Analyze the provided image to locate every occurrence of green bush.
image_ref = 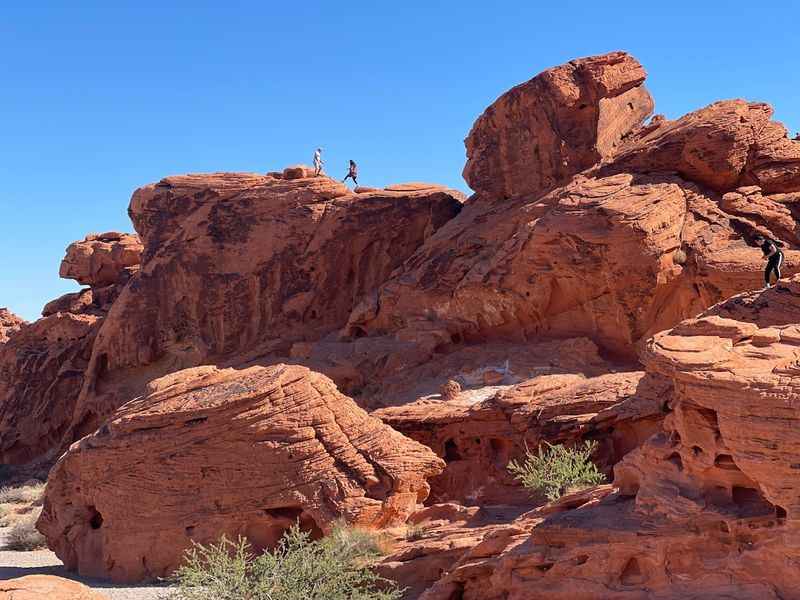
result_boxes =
[171,524,403,600]
[507,440,606,502]
[4,508,47,551]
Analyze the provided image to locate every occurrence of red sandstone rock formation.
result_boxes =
[0,234,140,464]
[38,364,444,582]
[59,232,142,287]
[419,281,800,599]
[377,368,665,506]
[463,51,653,200]
[347,57,800,358]
[0,308,24,344]
[60,173,462,441]
[0,575,109,600]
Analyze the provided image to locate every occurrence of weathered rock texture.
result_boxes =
[39,364,444,582]
[377,368,665,505]
[463,51,653,200]
[0,308,24,344]
[347,54,800,358]
[0,575,109,600]
[0,233,140,464]
[59,232,142,287]
[420,280,800,599]
[62,173,463,442]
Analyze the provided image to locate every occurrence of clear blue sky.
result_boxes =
[2,1,799,321]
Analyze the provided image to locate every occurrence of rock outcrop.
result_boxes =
[419,280,800,599]
[61,173,463,442]
[59,232,142,287]
[346,55,800,358]
[377,368,665,505]
[38,363,444,582]
[463,51,653,200]
[0,575,109,600]
[0,234,140,464]
[0,308,24,344]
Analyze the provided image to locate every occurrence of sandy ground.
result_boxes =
[0,527,172,599]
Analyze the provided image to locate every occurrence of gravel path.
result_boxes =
[0,528,172,599]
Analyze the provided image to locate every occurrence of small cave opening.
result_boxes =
[731,486,777,518]
[620,557,645,585]
[489,438,510,469]
[88,506,103,530]
[351,326,367,339]
[444,439,462,463]
[776,506,788,520]
[667,452,683,471]
[691,445,703,457]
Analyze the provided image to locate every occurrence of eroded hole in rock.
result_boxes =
[620,557,645,585]
[451,332,463,344]
[714,454,739,471]
[489,438,510,468]
[444,439,462,462]
[247,508,323,552]
[265,507,304,520]
[184,417,207,427]
[185,525,196,537]
[351,326,367,339]
[536,562,554,572]
[88,506,103,530]
[691,445,703,457]
[731,486,776,517]
[575,554,589,565]
[667,452,683,471]
[776,506,787,520]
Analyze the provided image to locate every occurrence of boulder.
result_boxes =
[463,51,653,200]
[0,576,108,600]
[59,232,142,287]
[38,364,444,582]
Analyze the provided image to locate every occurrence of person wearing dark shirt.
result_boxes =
[754,235,784,288]
[342,160,358,186]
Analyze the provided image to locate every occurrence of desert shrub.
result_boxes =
[327,521,390,557]
[0,481,45,505]
[673,248,688,265]
[4,508,46,551]
[171,524,403,600]
[404,524,425,541]
[507,441,606,502]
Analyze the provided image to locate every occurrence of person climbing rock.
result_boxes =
[342,160,358,186]
[313,148,324,176]
[755,235,784,288]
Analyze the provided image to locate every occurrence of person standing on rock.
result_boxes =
[342,160,358,186]
[755,235,784,288]
[313,148,324,176]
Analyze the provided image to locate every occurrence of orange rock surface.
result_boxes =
[38,363,443,582]
[0,307,24,344]
[0,575,109,600]
[59,232,142,287]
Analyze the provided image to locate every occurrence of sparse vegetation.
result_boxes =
[171,523,403,600]
[0,481,45,505]
[404,524,426,541]
[507,440,606,502]
[4,508,46,550]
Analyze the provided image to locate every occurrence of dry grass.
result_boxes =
[0,480,47,546]
[0,480,45,505]
[4,507,46,550]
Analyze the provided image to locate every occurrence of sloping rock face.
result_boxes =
[0,575,109,600]
[38,364,444,582]
[346,53,800,358]
[59,232,142,287]
[0,308,24,344]
[64,173,463,441]
[419,280,800,600]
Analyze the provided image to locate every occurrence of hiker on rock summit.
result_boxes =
[342,160,358,186]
